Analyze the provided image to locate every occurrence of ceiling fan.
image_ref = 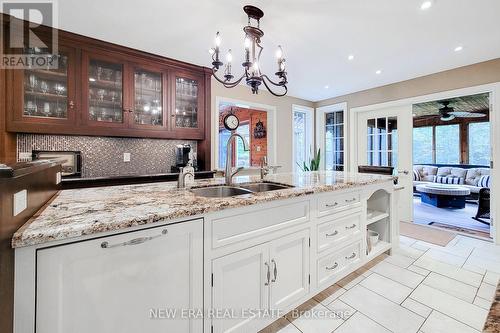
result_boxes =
[438,101,486,121]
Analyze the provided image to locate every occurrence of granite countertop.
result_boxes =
[12,171,393,248]
[484,282,500,333]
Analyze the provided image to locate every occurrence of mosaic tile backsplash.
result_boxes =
[17,134,197,178]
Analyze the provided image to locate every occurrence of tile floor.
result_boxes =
[260,234,500,333]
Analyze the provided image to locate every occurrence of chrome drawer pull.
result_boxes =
[325,202,339,208]
[326,262,338,270]
[264,262,271,286]
[326,230,339,237]
[345,252,356,260]
[101,229,168,249]
[271,259,278,282]
[345,224,357,230]
[345,198,357,203]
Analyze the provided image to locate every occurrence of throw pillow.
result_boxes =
[435,176,464,185]
[413,169,421,181]
[478,175,491,188]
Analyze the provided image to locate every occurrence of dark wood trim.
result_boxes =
[0,164,60,333]
[197,69,212,171]
[0,68,16,164]
[460,123,468,164]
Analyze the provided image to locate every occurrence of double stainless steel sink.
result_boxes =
[191,182,293,198]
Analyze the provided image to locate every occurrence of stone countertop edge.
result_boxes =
[12,172,394,249]
[483,282,500,333]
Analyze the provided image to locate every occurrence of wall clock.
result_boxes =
[223,113,240,131]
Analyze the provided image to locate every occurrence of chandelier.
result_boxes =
[209,5,288,97]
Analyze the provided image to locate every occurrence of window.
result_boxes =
[413,126,433,164]
[235,124,250,167]
[367,117,397,167]
[469,122,491,165]
[325,111,344,171]
[218,129,231,169]
[293,105,314,171]
[435,124,459,164]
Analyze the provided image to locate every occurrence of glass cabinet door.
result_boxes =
[173,76,201,129]
[133,69,163,127]
[22,49,72,120]
[87,59,124,123]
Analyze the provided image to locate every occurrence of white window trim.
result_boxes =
[348,82,500,244]
[316,102,347,171]
[292,104,314,172]
[212,96,277,171]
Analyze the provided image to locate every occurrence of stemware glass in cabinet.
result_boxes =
[174,77,198,128]
[87,59,123,123]
[23,51,70,119]
[133,70,163,126]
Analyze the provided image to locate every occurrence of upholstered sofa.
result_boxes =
[413,164,491,199]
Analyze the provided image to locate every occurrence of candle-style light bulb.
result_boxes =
[253,62,259,73]
[215,32,221,47]
[276,45,285,73]
[226,49,233,63]
[244,36,251,50]
[276,46,283,59]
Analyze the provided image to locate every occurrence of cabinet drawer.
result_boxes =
[211,200,310,248]
[341,240,362,268]
[317,240,362,287]
[317,191,361,217]
[317,213,361,252]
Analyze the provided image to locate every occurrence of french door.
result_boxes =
[356,105,413,223]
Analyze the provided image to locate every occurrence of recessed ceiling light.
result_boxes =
[420,1,432,10]
[375,70,382,75]
[348,55,354,61]
[324,85,329,89]
[454,46,463,52]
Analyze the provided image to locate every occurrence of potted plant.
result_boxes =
[297,148,321,172]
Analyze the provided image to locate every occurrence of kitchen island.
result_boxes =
[12,171,397,333]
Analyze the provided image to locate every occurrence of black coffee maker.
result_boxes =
[171,144,194,172]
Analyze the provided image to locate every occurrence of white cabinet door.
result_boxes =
[212,244,269,333]
[36,220,203,333]
[269,229,310,310]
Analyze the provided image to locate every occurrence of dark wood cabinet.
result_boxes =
[5,20,211,144]
[81,51,129,128]
[130,64,168,130]
[7,44,78,132]
[170,70,205,139]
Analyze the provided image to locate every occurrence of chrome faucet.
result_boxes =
[259,156,281,180]
[260,156,269,180]
[225,133,250,186]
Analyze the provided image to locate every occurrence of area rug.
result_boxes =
[429,222,491,239]
[400,221,457,246]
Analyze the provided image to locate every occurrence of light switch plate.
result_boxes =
[13,189,28,217]
[56,172,62,184]
[123,153,131,162]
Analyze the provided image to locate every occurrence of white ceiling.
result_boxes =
[54,0,500,102]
